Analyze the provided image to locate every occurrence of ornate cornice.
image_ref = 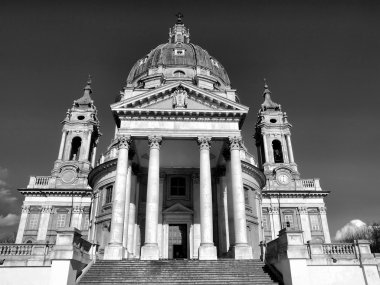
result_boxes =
[241,161,266,188]
[262,190,330,198]
[88,159,118,188]
[18,188,92,197]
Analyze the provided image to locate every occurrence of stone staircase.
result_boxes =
[78,259,279,284]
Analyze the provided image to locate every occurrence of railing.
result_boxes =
[301,178,321,190]
[322,243,356,255]
[0,243,53,257]
[27,176,55,189]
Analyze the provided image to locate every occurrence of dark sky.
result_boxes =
[0,0,379,239]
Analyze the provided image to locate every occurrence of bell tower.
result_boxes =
[51,76,101,188]
[254,80,298,177]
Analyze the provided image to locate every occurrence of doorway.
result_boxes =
[168,224,187,259]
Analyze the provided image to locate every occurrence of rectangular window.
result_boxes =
[309,214,321,231]
[244,187,249,205]
[284,214,294,228]
[56,213,66,228]
[28,214,39,230]
[105,186,113,204]
[170,177,186,196]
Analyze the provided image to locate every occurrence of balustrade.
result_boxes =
[322,243,355,255]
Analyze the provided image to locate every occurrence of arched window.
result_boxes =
[173,70,185,77]
[272,140,284,163]
[70,137,82,161]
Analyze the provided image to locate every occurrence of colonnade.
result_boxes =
[104,135,253,260]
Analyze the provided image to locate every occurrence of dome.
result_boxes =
[127,43,230,86]
[126,18,231,90]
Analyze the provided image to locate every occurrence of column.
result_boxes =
[58,131,67,160]
[224,151,235,247]
[269,207,281,239]
[286,134,295,163]
[141,135,162,260]
[37,206,52,242]
[298,207,311,242]
[16,205,30,243]
[104,135,131,260]
[70,206,84,229]
[319,207,331,243]
[217,175,229,255]
[91,145,97,167]
[122,160,133,257]
[192,174,201,258]
[157,174,165,258]
[197,136,217,260]
[262,133,269,163]
[228,136,253,259]
[84,131,92,161]
[127,174,137,257]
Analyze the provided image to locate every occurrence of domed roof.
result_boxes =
[126,18,230,87]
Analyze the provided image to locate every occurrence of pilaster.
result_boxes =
[298,207,311,242]
[37,206,53,242]
[16,205,30,243]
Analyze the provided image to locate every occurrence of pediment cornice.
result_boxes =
[111,82,248,119]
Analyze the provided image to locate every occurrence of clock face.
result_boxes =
[277,173,290,185]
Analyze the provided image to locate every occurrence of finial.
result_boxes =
[263,78,271,96]
[84,74,92,92]
[176,12,184,24]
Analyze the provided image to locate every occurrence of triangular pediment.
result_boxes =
[162,203,193,214]
[111,81,249,113]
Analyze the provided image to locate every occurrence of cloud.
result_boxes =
[0,166,8,180]
[335,219,367,241]
[0,214,19,227]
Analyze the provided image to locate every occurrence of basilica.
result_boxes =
[14,16,331,263]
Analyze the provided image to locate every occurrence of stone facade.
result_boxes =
[15,19,330,264]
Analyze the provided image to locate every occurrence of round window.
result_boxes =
[77,116,85,120]
[270,119,277,123]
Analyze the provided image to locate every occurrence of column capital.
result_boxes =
[319,206,327,214]
[148,135,162,149]
[298,206,308,215]
[73,205,85,214]
[22,205,30,214]
[197,136,212,150]
[118,135,132,149]
[269,207,279,215]
[228,136,242,150]
[41,205,53,214]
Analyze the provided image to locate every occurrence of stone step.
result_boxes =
[78,259,278,285]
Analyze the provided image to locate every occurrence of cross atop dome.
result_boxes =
[169,12,190,44]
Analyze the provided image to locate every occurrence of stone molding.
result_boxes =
[148,135,162,149]
[197,136,212,150]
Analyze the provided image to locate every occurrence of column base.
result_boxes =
[198,243,217,260]
[104,244,124,260]
[230,244,253,260]
[141,243,160,260]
